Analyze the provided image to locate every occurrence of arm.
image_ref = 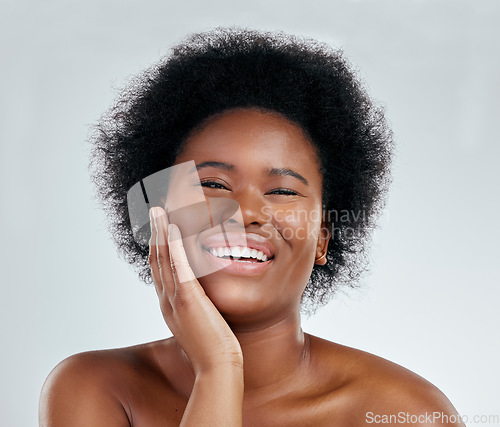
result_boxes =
[180,367,243,427]
[149,208,244,426]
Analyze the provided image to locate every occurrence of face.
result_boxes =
[171,109,330,325]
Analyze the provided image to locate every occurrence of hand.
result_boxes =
[148,207,243,375]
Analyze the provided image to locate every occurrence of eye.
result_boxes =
[199,180,299,196]
[199,180,229,190]
[267,188,299,196]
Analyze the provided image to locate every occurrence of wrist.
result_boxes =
[195,363,244,380]
[194,365,244,400]
[194,354,244,376]
[182,364,243,427]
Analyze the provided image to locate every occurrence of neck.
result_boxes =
[231,311,311,393]
[168,310,311,398]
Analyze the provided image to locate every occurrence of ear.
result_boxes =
[315,221,332,266]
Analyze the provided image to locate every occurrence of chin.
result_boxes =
[198,274,277,322]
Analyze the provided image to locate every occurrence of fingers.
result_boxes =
[149,207,174,296]
[167,223,197,285]
[149,208,203,310]
[148,209,161,291]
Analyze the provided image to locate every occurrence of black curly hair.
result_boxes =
[89,27,393,314]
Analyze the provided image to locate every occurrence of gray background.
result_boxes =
[1,0,499,425]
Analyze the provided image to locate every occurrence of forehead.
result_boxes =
[176,109,321,177]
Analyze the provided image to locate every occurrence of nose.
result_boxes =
[239,190,269,227]
[214,189,269,228]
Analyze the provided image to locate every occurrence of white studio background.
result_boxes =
[1,0,499,425]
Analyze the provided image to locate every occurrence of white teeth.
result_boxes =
[232,247,242,257]
[255,253,268,261]
[207,246,269,261]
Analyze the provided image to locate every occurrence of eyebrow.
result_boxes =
[190,161,309,186]
[191,161,234,173]
[269,167,309,186]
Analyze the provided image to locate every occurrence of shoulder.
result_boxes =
[39,341,167,426]
[307,334,465,426]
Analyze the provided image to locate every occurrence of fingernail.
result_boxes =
[167,223,181,243]
[150,207,162,219]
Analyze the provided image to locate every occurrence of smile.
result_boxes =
[201,245,274,275]
[206,246,270,262]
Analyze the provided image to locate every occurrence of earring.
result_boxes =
[315,252,327,263]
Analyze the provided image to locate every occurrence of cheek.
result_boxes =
[274,207,322,254]
[274,210,321,301]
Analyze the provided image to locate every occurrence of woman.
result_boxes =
[40,28,463,426]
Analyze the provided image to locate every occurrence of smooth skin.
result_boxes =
[39,109,464,426]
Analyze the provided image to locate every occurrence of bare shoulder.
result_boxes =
[307,334,465,426]
[39,339,180,427]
